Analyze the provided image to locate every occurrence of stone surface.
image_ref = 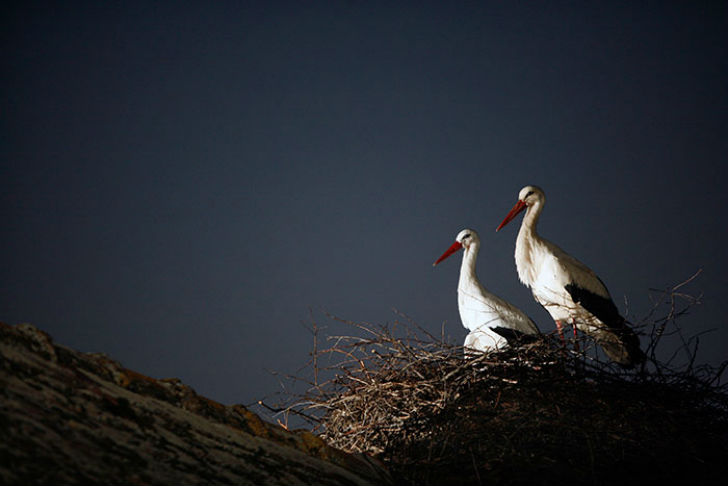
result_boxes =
[0,322,392,485]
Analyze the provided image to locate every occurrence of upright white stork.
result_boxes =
[433,228,540,353]
[496,185,644,367]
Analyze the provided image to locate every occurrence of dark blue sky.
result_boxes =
[3,1,726,407]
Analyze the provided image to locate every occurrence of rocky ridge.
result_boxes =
[0,322,393,485]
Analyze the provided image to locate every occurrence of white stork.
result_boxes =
[434,228,540,353]
[496,185,644,367]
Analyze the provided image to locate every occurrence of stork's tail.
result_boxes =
[596,320,645,368]
[563,283,645,367]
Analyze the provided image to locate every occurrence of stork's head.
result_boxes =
[518,185,544,205]
[433,228,480,266]
[456,228,480,250]
[496,185,544,231]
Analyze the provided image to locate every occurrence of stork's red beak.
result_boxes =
[496,199,527,232]
[433,241,463,266]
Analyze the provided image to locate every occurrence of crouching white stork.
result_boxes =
[434,228,540,353]
[496,185,645,367]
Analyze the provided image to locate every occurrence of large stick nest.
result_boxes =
[265,274,728,485]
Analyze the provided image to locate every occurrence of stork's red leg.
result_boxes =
[571,319,580,352]
[555,320,566,344]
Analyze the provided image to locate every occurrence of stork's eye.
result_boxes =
[525,190,534,198]
[462,233,471,239]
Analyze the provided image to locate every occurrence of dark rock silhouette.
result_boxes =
[0,322,392,485]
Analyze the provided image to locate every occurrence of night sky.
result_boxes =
[3,1,726,410]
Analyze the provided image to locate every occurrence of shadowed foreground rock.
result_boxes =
[0,322,393,485]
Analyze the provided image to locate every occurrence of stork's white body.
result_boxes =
[435,229,539,353]
[497,186,644,366]
[515,220,610,333]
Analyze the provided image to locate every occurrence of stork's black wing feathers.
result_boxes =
[564,283,623,328]
[490,326,540,346]
[564,283,644,366]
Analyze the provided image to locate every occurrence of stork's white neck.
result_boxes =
[515,200,544,286]
[458,241,479,290]
[521,199,543,236]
